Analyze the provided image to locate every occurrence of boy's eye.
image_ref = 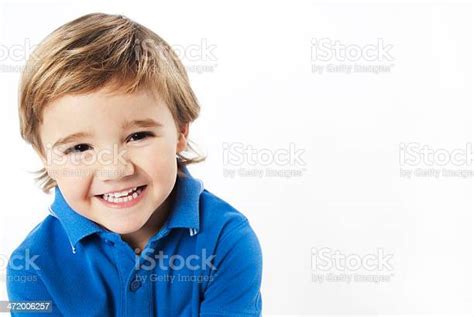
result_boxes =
[126,131,155,142]
[64,144,91,155]
[62,131,154,154]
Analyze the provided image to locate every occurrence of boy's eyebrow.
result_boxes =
[121,118,163,130]
[52,119,163,148]
[53,132,93,148]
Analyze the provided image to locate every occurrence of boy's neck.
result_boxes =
[121,185,176,253]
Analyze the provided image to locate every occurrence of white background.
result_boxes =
[0,0,472,316]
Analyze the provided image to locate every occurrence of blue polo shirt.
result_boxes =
[6,165,263,316]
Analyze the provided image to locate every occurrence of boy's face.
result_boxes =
[38,86,187,235]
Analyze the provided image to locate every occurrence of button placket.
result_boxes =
[129,278,142,292]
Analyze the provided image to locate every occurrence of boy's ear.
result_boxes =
[33,146,47,165]
[177,123,189,153]
[33,145,55,180]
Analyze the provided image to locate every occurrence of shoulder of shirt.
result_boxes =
[8,215,68,263]
[198,188,254,242]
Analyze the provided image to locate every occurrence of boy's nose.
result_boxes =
[95,156,135,181]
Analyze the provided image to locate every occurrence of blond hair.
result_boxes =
[19,13,205,193]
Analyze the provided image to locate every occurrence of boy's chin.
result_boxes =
[98,219,148,236]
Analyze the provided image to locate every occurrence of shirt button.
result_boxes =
[104,239,115,246]
[129,279,142,292]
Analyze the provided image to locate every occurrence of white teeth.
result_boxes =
[105,187,138,198]
[101,186,144,203]
[113,189,131,198]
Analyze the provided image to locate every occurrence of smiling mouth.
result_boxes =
[95,185,147,204]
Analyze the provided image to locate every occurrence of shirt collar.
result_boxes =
[165,164,203,233]
[49,164,203,251]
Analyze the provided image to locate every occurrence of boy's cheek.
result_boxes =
[140,157,177,188]
[54,180,95,218]
[132,142,179,168]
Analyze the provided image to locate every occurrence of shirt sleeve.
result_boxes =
[200,219,263,316]
[6,249,62,316]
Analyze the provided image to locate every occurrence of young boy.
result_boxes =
[7,13,262,316]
